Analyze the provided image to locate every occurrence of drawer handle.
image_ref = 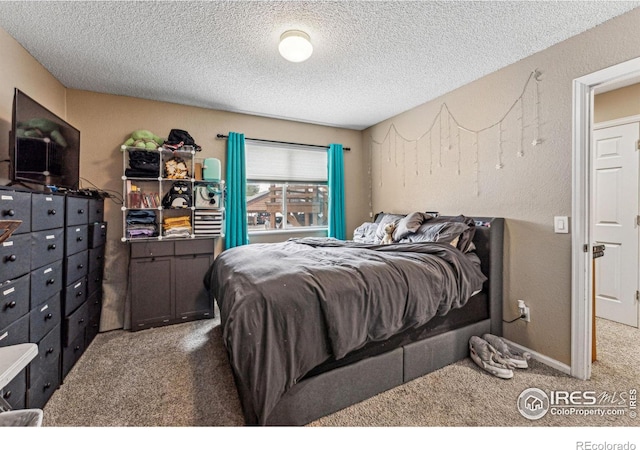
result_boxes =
[3,390,11,399]
[3,209,15,217]
[48,244,57,250]
[45,313,53,320]
[76,291,83,297]
[77,236,83,242]
[48,209,56,215]
[46,278,55,285]
[44,382,51,390]
[97,209,102,214]
[46,347,54,355]
[94,277,101,282]
[79,318,85,324]
[5,301,17,309]
[77,264,84,269]
[74,345,80,351]
[78,209,85,214]
[5,254,17,263]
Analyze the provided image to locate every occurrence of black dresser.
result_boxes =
[0,187,106,409]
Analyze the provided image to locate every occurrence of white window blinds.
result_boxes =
[245,141,327,183]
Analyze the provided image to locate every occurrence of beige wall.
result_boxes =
[0,27,67,181]
[364,8,640,365]
[594,83,640,123]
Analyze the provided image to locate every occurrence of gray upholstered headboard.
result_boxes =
[469,217,504,337]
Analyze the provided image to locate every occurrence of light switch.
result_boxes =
[554,216,569,234]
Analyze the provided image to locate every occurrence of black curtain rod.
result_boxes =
[216,134,350,151]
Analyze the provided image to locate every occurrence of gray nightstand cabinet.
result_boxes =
[129,239,214,331]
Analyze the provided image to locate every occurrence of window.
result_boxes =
[245,141,328,232]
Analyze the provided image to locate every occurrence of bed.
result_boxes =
[205,214,504,426]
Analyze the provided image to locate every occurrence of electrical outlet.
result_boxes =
[522,305,530,322]
[517,300,530,322]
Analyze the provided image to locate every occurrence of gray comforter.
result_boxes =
[205,238,487,424]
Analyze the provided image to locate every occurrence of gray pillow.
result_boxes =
[393,212,429,241]
[399,221,469,246]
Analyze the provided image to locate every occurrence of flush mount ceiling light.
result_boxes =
[278,30,313,63]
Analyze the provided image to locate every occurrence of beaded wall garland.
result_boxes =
[368,70,543,206]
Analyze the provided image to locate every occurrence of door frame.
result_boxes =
[571,56,640,380]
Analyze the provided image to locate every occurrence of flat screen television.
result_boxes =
[10,88,80,190]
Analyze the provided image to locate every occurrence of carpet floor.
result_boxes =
[42,316,638,427]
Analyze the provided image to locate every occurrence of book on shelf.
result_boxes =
[126,182,159,209]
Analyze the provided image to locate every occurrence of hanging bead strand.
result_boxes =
[496,122,504,170]
[474,132,480,196]
[517,97,524,157]
[532,70,542,147]
[456,125,461,175]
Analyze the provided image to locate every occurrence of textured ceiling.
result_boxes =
[0,1,638,130]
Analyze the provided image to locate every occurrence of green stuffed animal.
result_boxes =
[122,130,164,150]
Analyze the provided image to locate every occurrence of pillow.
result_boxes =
[393,211,429,241]
[353,222,379,243]
[440,215,477,252]
[399,221,469,246]
[374,213,405,241]
[373,212,389,224]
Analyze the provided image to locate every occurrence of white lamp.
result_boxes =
[278,30,313,63]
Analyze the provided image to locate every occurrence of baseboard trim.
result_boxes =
[502,338,571,375]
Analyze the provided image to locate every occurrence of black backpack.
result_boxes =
[162,181,192,209]
[165,129,201,151]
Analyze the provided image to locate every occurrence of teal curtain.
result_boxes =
[327,143,346,240]
[224,132,249,249]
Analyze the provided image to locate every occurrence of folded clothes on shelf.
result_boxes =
[163,215,191,237]
[126,210,158,238]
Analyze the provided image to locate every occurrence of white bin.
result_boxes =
[0,409,43,426]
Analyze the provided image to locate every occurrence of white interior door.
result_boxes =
[592,122,639,328]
